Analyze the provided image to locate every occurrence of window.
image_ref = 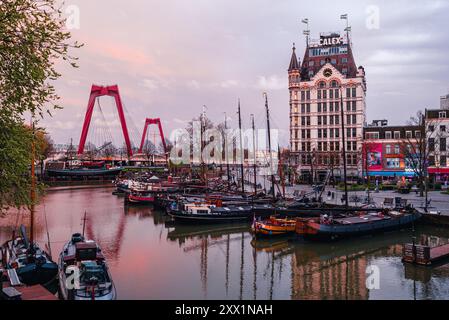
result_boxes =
[440,138,447,151]
[441,156,447,167]
[394,145,400,154]
[352,141,357,151]
[429,156,435,166]
[347,115,351,125]
[352,128,356,137]
[329,89,334,99]
[319,81,326,88]
[323,102,327,112]
[346,101,351,111]
[342,68,348,74]
[306,91,310,100]
[428,125,435,132]
[386,158,400,169]
[352,114,356,124]
[330,128,334,137]
[318,116,322,125]
[352,87,356,97]
[346,88,351,98]
[342,57,348,63]
[309,61,314,67]
[317,90,321,100]
[335,102,339,112]
[394,131,400,139]
[441,125,446,132]
[318,129,322,138]
[385,131,392,139]
[318,103,322,112]
[308,70,314,77]
[429,138,435,152]
[415,130,421,138]
[352,101,356,111]
[331,58,337,65]
[386,144,391,154]
[330,115,334,125]
[335,128,339,138]
[320,60,325,66]
[365,132,379,139]
[306,103,310,112]
[301,91,305,101]
[301,117,305,126]
[405,131,412,139]
[323,116,327,125]
[439,111,447,118]
[331,80,338,88]
[323,90,327,99]
[301,104,305,113]
[301,129,305,139]
[330,102,334,112]
[335,89,339,99]
[306,117,310,126]
[323,129,327,138]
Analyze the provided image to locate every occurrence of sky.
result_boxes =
[43,0,449,147]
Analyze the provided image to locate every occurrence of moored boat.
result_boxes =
[296,209,422,241]
[252,216,296,237]
[58,233,116,300]
[1,225,58,289]
[167,201,253,223]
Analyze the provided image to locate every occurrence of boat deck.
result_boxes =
[333,215,388,225]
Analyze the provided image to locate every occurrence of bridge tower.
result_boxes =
[77,85,133,157]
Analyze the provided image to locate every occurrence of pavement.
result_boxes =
[285,185,449,215]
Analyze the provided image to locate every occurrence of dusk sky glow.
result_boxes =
[44,0,449,146]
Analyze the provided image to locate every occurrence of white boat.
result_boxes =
[58,233,116,300]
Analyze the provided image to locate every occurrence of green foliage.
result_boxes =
[0,0,82,121]
[0,0,80,213]
[0,119,32,212]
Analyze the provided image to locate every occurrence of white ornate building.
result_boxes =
[288,31,366,181]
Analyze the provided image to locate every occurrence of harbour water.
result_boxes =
[1,186,449,300]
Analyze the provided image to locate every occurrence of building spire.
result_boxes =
[288,43,300,71]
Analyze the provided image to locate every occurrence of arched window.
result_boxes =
[318,81,326,88]
[331,80,338,88]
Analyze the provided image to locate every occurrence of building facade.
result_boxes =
[441,92,449,110]
[288,31,366,182]
[363,120,422,179]
[426,109,449,182]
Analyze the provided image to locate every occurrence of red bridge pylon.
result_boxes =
[77,85,133,157]
[138,118,167,154]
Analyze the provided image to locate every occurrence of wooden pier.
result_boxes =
[403,242,449,266]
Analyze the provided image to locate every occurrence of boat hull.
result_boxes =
[296,212,422,241]
[168,211,252,224]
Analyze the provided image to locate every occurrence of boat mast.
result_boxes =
[82,211,87,237]
[264,93,275,200]
[224,112,231,190]
[339,85,349,207]
[30,120,36,247]
[238,100,245,194]
[278,145,285,198]
[251,114,257,196]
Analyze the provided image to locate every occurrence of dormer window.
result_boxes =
[439,111,447,118]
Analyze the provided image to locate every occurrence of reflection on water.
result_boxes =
[1,187,449,299]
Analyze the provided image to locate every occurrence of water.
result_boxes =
[1,186,449,300]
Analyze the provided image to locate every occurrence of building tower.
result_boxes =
[288,30,366,182]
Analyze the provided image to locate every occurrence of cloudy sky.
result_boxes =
[44,0,449,146]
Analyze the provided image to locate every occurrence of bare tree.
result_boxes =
[401,111,440,201]
[142,140,157,164]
